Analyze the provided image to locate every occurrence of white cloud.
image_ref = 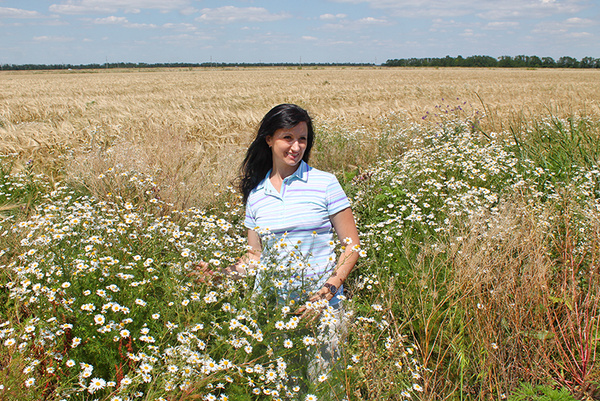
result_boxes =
[180,7,198,16]
[357,17,388,24]
[330,0,586,19]
[429,18,474,33]
[125,22,157,28]
[329,0,475,18]
[302,35,318,40]
[484,21,519,30]
[92,15,156,28]
[566,31,591,38]
[320,15,390,31]
[50,4,108,14]
[532,17,595,37]
[196,6,291,23]
[45,19,70,26]
[0,7,44,18]
[33,35,74,42]
[565,17,593,25]
[476,0,584,20]
[319,13,347,20]
[49,0,189,14]
[93,15,127,24]
[532,21,568,35]
[163,22,197,31]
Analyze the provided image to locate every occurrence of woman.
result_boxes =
[230,103,360,313]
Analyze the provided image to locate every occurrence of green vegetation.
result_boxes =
[2,55,599,71]
[384,55,600,68]
[1,105,599,400]
[0,62,376,71]
[508,383,579,401]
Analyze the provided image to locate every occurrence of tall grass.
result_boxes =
[348,109,600,400]
[1,69,600,399]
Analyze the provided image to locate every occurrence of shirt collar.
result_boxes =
[289,160,309,182]
[256,160,309,193]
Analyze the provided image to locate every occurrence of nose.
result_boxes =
[291,140,300,151]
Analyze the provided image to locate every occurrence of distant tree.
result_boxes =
[513,55,528,67]
[497,56,514,67]
[542,57,556,67]
[528,55,542,67]
[579,57,599,68]
[454,55,465,67]
[557,56,579,68]
[466,55,497,67]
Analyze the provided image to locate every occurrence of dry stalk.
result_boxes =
[451,193,600,399]
[69,127,245,210]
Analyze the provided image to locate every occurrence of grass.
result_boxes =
[346,110,600,399]
[1,68,599,400]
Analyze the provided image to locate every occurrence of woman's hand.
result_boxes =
[222,260,247,280]
[189,261,217,284]
[296,287,332,322]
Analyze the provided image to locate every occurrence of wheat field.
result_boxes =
[2,67,599,150]
[2,67,599,206]
[2,67,600,400]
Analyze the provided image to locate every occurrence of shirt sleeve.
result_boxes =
[244,196,257,229]
[244,207,256,229]
[325,175,351,216]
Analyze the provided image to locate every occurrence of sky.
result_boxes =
[0,0,598,65]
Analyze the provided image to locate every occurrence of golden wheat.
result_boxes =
[2,67,599,206]
[2,67,599,152]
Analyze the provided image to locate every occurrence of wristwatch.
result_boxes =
[323,282,337,295]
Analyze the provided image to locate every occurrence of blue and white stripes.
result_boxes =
[244,161,350,290]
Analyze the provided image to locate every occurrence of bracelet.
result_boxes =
[323,282,338,295]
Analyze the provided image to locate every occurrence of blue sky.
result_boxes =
[1,0,598,64]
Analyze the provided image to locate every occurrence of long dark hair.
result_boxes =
[239,104,314,203]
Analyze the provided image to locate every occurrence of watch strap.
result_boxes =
[323,282,337,295]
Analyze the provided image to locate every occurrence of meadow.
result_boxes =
[1,67,599,400]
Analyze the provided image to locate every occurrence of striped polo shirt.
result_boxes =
[244,161,350,298]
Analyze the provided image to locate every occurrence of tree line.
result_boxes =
[384,55,600,68]
[0,62,375,71]
[3,57,598,70]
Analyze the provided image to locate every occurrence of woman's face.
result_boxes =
[266,121,308,173]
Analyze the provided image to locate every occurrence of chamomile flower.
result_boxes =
[93,314,105,325]
[88,377,106,393]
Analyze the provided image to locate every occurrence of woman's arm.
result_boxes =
[225,229,262,277]
[311,207,360,303]
[193,229,261,281]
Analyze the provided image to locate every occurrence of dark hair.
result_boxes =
[239,104,314,203]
